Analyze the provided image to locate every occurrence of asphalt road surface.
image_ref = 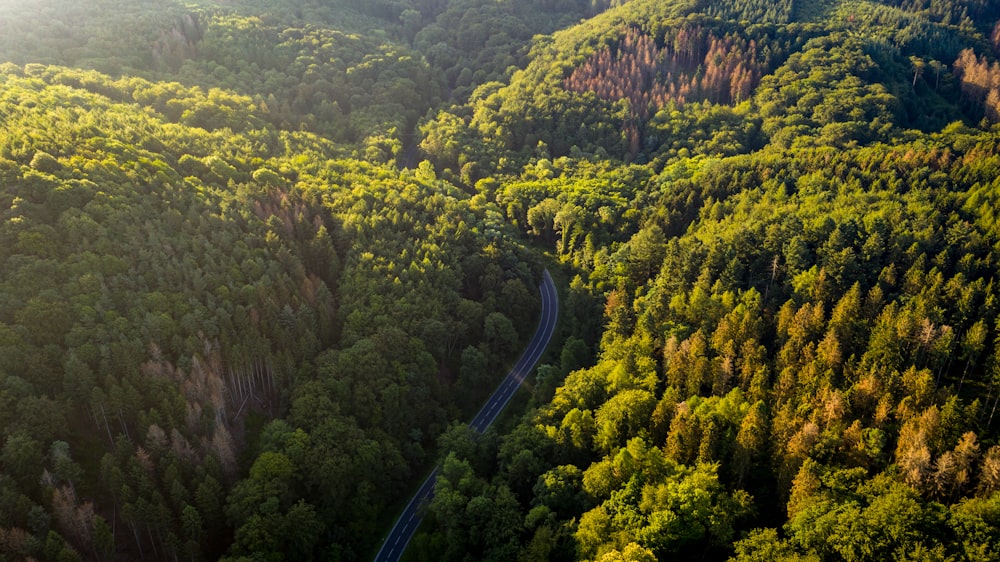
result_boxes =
[372,269,559,562]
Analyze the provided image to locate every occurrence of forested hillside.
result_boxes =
[0,1,551,559]
[3,0,1000,561]
[413,0,1000,560]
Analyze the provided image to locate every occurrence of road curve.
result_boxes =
[372,269,559,562]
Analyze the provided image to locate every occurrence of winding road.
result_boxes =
[372,269,559,562]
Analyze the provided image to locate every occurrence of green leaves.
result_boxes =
[576,443,751,559]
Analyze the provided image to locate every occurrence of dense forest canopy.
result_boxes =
[3,0,1000,561]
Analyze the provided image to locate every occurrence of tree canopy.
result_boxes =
[4,0,1000,560]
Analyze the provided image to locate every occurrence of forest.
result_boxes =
[3,0,1000,560]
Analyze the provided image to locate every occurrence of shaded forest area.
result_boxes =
[4,0,1000,561]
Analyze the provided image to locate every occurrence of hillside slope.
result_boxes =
[0,9,541,558]
[4,0,1000,560]
[410,0,1000,560]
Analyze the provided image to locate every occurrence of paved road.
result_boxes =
[372,269,559,562]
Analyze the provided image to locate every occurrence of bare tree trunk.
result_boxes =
[235,395,251,418]
[267,359,275,395]
[118,408,131,441]
[99,403,115,447]
[146,525,159,562]
[237,365,249,403]
[984,383,994,423]
[958,356,979,396]
[253,357,267,394]
[130,522,144,560]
